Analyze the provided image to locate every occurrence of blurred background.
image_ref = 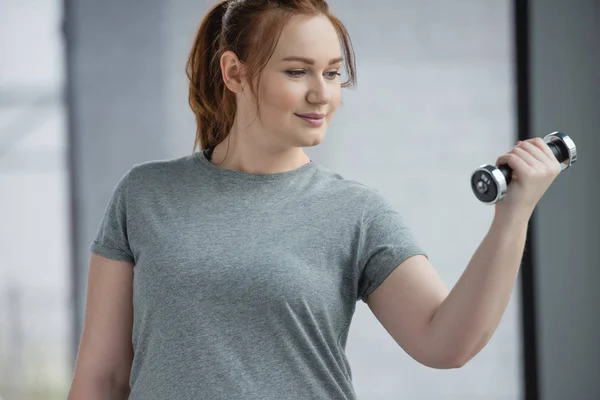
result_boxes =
[0,0,597,399]
[1,0,70,399]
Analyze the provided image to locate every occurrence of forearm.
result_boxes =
[426,208,531,367]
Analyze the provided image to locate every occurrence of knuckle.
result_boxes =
[543,164,559,177]
[554,162,562,174]
[536,168,547,177]
[512,147,525,156]
[521,170,533,179]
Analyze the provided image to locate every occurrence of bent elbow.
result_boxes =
[446,355,471,369]
[416,349,474,370]
[427,357,470,370]
[430,357,469,370]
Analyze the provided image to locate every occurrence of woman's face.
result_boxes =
[237,14,344,151]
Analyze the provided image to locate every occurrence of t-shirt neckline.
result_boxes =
[193,149,316,182]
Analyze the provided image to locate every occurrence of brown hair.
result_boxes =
[185,0,357,153]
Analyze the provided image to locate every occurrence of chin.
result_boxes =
[297,130,325,147]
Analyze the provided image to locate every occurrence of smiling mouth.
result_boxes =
[296,114,325,127]
[295,113,325,119]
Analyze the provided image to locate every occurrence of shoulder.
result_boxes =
[103,154,197,203]
[312,164,407,225]
[125,153,196,184]
[310,163,386,211]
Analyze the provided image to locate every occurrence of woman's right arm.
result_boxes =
[67,253,134,400]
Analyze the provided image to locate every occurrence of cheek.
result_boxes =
[261,81,304,114]
[276,91,301,111]
[326,87,342,118]
[331,87,342,109]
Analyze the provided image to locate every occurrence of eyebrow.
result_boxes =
[280,56,344,65]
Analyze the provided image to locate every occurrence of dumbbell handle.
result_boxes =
[498,141,570,185]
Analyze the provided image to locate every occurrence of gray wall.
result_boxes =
[530,0,600,399]
[68,1,522,398]
[65,0,167,347]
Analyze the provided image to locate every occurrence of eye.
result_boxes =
[285,70,306,77]
[285,70,341,80]
[325,71,342,80]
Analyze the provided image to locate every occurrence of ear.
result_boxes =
[220,50,246,94]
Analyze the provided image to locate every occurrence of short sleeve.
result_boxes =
[90,169,135,264]
[356,189,428,303]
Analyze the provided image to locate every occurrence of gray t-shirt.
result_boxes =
[91,151,427,400]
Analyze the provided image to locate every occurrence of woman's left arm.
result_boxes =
[425,208,530,367]
[367,137,562,368]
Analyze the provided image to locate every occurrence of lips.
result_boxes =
[296,113,325,119]
[296,113,325,127]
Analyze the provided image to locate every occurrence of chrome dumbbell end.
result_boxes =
[543,131,577,170]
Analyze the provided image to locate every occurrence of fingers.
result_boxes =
[495,152,529,173]
[512,146,539,168]
[496,137,562,178]
[529,137,557,160]
[500,141,540,170]
[529,137,562,174]
[519,141,548,165]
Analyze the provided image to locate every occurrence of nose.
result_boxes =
[306,77,331,105]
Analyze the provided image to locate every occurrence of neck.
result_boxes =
[209,129,311,175]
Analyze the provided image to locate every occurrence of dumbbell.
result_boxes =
[470,131,577,204]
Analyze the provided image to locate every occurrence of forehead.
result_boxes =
[272,14,342,61]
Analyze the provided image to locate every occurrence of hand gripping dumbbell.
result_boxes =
[470,131,577,204]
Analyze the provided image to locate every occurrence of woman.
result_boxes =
[67,0,561,399]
